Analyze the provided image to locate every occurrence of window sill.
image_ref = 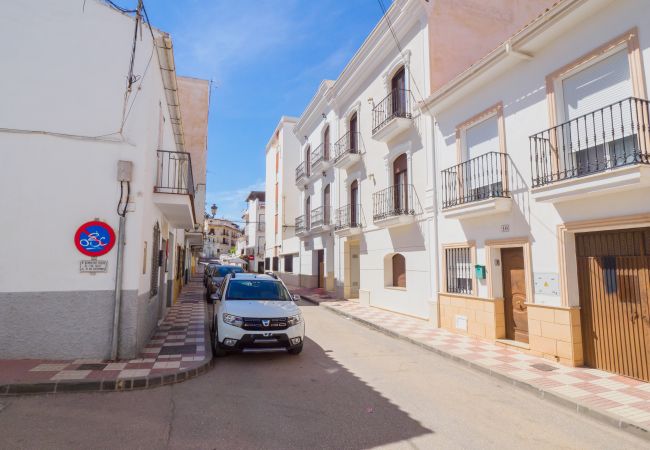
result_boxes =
[384,286,407,291]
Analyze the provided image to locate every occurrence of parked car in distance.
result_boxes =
[203,263,221,287]
[211,273,304,355]
[206,265,244,301]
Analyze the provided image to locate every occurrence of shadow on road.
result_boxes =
[170,336,433,449]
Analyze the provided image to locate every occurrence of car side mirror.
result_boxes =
[210,293,221,303]
[293,294,301,301]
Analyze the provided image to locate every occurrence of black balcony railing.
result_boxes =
[441,152,510,209]
[530,97,650,188]
[155,150,194,196]
[295,215,307,234]
[372,184,421,221]
[311,143,330,169]
[335,204,362,230]
[333,131,360,162]
[310,205,331,229]
[296,161,307,182]
[372,89,412,135]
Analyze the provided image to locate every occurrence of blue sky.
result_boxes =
[142,0,389,222]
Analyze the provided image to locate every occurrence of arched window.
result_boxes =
[393,154,408,212]
[349,113,358,152]
[305,145,311,176]
[392,254,406,288]
[350,180,359,227]
[323,126,330,161]
[323,184,331,225]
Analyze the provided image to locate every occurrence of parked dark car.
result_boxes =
[206,265,244,302]
[203,263,221,287]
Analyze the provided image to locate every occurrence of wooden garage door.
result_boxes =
[577,228,650,381]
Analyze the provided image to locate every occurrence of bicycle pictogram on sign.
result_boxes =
[74,221,116,257]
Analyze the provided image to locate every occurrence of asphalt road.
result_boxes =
[0,300,647,449]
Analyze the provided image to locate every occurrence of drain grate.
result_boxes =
[530,363,558,372]
[76,363,108,371]
[159,344,196,355]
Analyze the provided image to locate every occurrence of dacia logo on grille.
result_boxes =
[262,320,270,327]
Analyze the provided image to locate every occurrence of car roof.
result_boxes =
[228,273,278,281]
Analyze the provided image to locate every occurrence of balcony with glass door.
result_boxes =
[372,89,413,142]
[334,203,363,236]
[309,205,332,233]
[295,214,309,237]
[333,131,361,169]
[441,152,512,219]
[529,97,650,202]
[153,150,195,228]
[310,143,331,173]
[372,184,422,228]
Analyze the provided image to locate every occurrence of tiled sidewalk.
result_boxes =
[0,278,211,394]
[292,286,650,437]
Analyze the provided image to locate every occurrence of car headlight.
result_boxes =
[287,314,302,327]
[223,313,244,328]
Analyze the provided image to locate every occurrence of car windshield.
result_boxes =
[225,280,292,301]
[215,266,244,277]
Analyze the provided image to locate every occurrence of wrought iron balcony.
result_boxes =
[310,143,331,171]
[334,204,363,235]
[530,97,650,188]
[372,89,412,138]
[155,150,194,196]
[372,184,421,226]
[295,161,307,183]
[333,131,361,169]
[295,214,308,236]
[441,152,510,209]
[310,205,331,231]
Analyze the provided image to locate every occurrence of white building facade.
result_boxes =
[425,0,650,379]
[242,191,266,273]
[264,117,302,285]
[0,0,207,359]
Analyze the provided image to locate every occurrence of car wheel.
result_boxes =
[287,343,303,355]
[211,324,227,357]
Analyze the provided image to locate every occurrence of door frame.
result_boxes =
[557,213,650,307]
[485,238,533,304]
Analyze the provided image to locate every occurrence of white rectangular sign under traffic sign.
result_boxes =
[80,260,108,273]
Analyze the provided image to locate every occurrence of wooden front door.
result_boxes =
[393,154,408,212]
[577,228,650,382]
[502,247,528,343]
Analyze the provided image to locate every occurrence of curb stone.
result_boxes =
[299,293,650,442]
[0,302,214,397]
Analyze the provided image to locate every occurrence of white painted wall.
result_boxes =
[430,0,650,307]
[0,0,197,358]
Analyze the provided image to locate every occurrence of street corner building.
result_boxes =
[265,0,650,382]
[0,0,210,360]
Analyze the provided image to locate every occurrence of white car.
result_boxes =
[210,273,305,356]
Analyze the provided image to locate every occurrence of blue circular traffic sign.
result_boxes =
[74,221,116,257]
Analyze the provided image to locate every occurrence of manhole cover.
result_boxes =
[530,363,558,372]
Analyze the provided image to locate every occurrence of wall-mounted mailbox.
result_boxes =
[475,264,487,280]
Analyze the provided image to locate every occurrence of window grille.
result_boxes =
[284,255,293,273]
[272,257,279,271]
[150,222,161,297]
[445,247,473,294]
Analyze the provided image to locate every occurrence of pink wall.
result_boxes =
[428,0,557,92]
[177,76,210,185]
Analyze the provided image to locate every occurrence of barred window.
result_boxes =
[445,247,473,294]
[272,256,279,271]
[284,255,293,273]
[265,257,270,270]
[150,222,161,297]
